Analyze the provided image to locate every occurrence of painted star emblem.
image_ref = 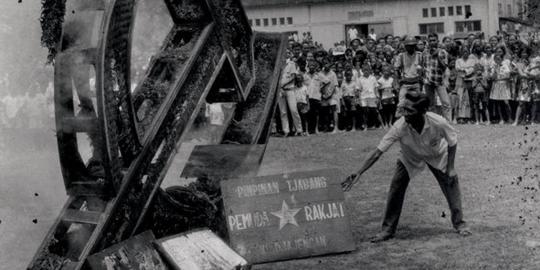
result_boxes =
[271,200,301,230]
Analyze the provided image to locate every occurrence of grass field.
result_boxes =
[1,124,540,269]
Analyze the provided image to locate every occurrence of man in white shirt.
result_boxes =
[279,58,303,136]
[348,27,359,41]
[342,92,471,242]
[369,28,377,41]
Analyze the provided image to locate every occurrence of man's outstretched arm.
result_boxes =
[341,149,383,191]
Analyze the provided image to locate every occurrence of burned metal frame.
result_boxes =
[29,0,287,269]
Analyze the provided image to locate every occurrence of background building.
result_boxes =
[241,0,529,48]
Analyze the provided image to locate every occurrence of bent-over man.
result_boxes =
[342,92,472,242]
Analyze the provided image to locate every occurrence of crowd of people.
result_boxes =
[0,81,54,130]
[274,30,540,137]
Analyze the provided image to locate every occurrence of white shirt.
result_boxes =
[280,60,298,90]
[377,77,395,99]
[348,28,358,40]
[377,112,458,178]
[304,73,321,101]
[341,80,357,97]
[358,75,378,100]
[295,85,309,104]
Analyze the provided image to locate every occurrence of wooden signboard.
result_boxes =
[86,231,168,270]
[221,169,356,264]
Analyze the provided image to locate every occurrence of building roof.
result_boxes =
[241,0,367,8]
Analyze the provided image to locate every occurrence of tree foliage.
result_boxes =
[40,0,66,64]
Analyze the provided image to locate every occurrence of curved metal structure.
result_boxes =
[29,0,287,269]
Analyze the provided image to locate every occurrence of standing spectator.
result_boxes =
[358,64,384,129]
[513,49,532,125]
[378,66,396,127]
[304,61,322,134]
[394,36,423,115]
[423,33,451,121]
[278,54,303,136]
[445,60,460,124]
[348,27,359,41]
[455,47,476,123]
[489,53,513,124]
[341,69,357,131]
[369,28,377,41]
[471,65,490,125]
[319,59,339,132]
[527,51,540,124]
[294,74,310,135]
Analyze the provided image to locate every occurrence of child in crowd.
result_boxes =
[341,69,358,131]
[377,66,396,128]
[357,64,384,129]
[319,59,339,132]
[304,61,322,134]
[294,74,310,135]
[471,64,490,125]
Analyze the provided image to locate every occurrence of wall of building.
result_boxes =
[244,0,501,48]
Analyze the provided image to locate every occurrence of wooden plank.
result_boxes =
[62,116,98,133]
[156,229,248,270]
[180,144,266,178]
[220,169,356,264]
[63,209,102,225]
[86,231,168,270]
[68,181,107,197]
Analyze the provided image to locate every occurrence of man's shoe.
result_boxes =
[456,227,472,237]
[370,232,394,243]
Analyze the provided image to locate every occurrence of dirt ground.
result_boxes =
[1,125,540,269]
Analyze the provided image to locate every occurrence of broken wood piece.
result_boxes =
[155,229,249,270]
[86,231,167,270]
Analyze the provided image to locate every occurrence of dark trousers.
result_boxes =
[307,99,321,134]
[319,105,336,132]
[341,96,355,131]
[381,160,466,234]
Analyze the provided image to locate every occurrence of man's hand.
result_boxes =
[341,173,360,192]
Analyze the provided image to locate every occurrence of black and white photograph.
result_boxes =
[1,0,540,269]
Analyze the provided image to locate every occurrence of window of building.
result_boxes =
[456,6,462,16]
[263,18,269,26]
[439,7,445,17]
[498,3,503,16]
[448,6,454,16]
[272,18,277,25]
[456,6,463,16]
[419,23,444,35]
[279,17,285,25]
[287,17,293,24]
[423,8,428,18]
[517,0,523,18]
[455,20,481,33]
[465,5,471,14]
[255,18,260,26]
[431,7,437,17]
[248,19,253,26]
[508,4,512,16]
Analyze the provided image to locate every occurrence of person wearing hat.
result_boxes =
[394,36,424,116]
[342,92,471,242]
